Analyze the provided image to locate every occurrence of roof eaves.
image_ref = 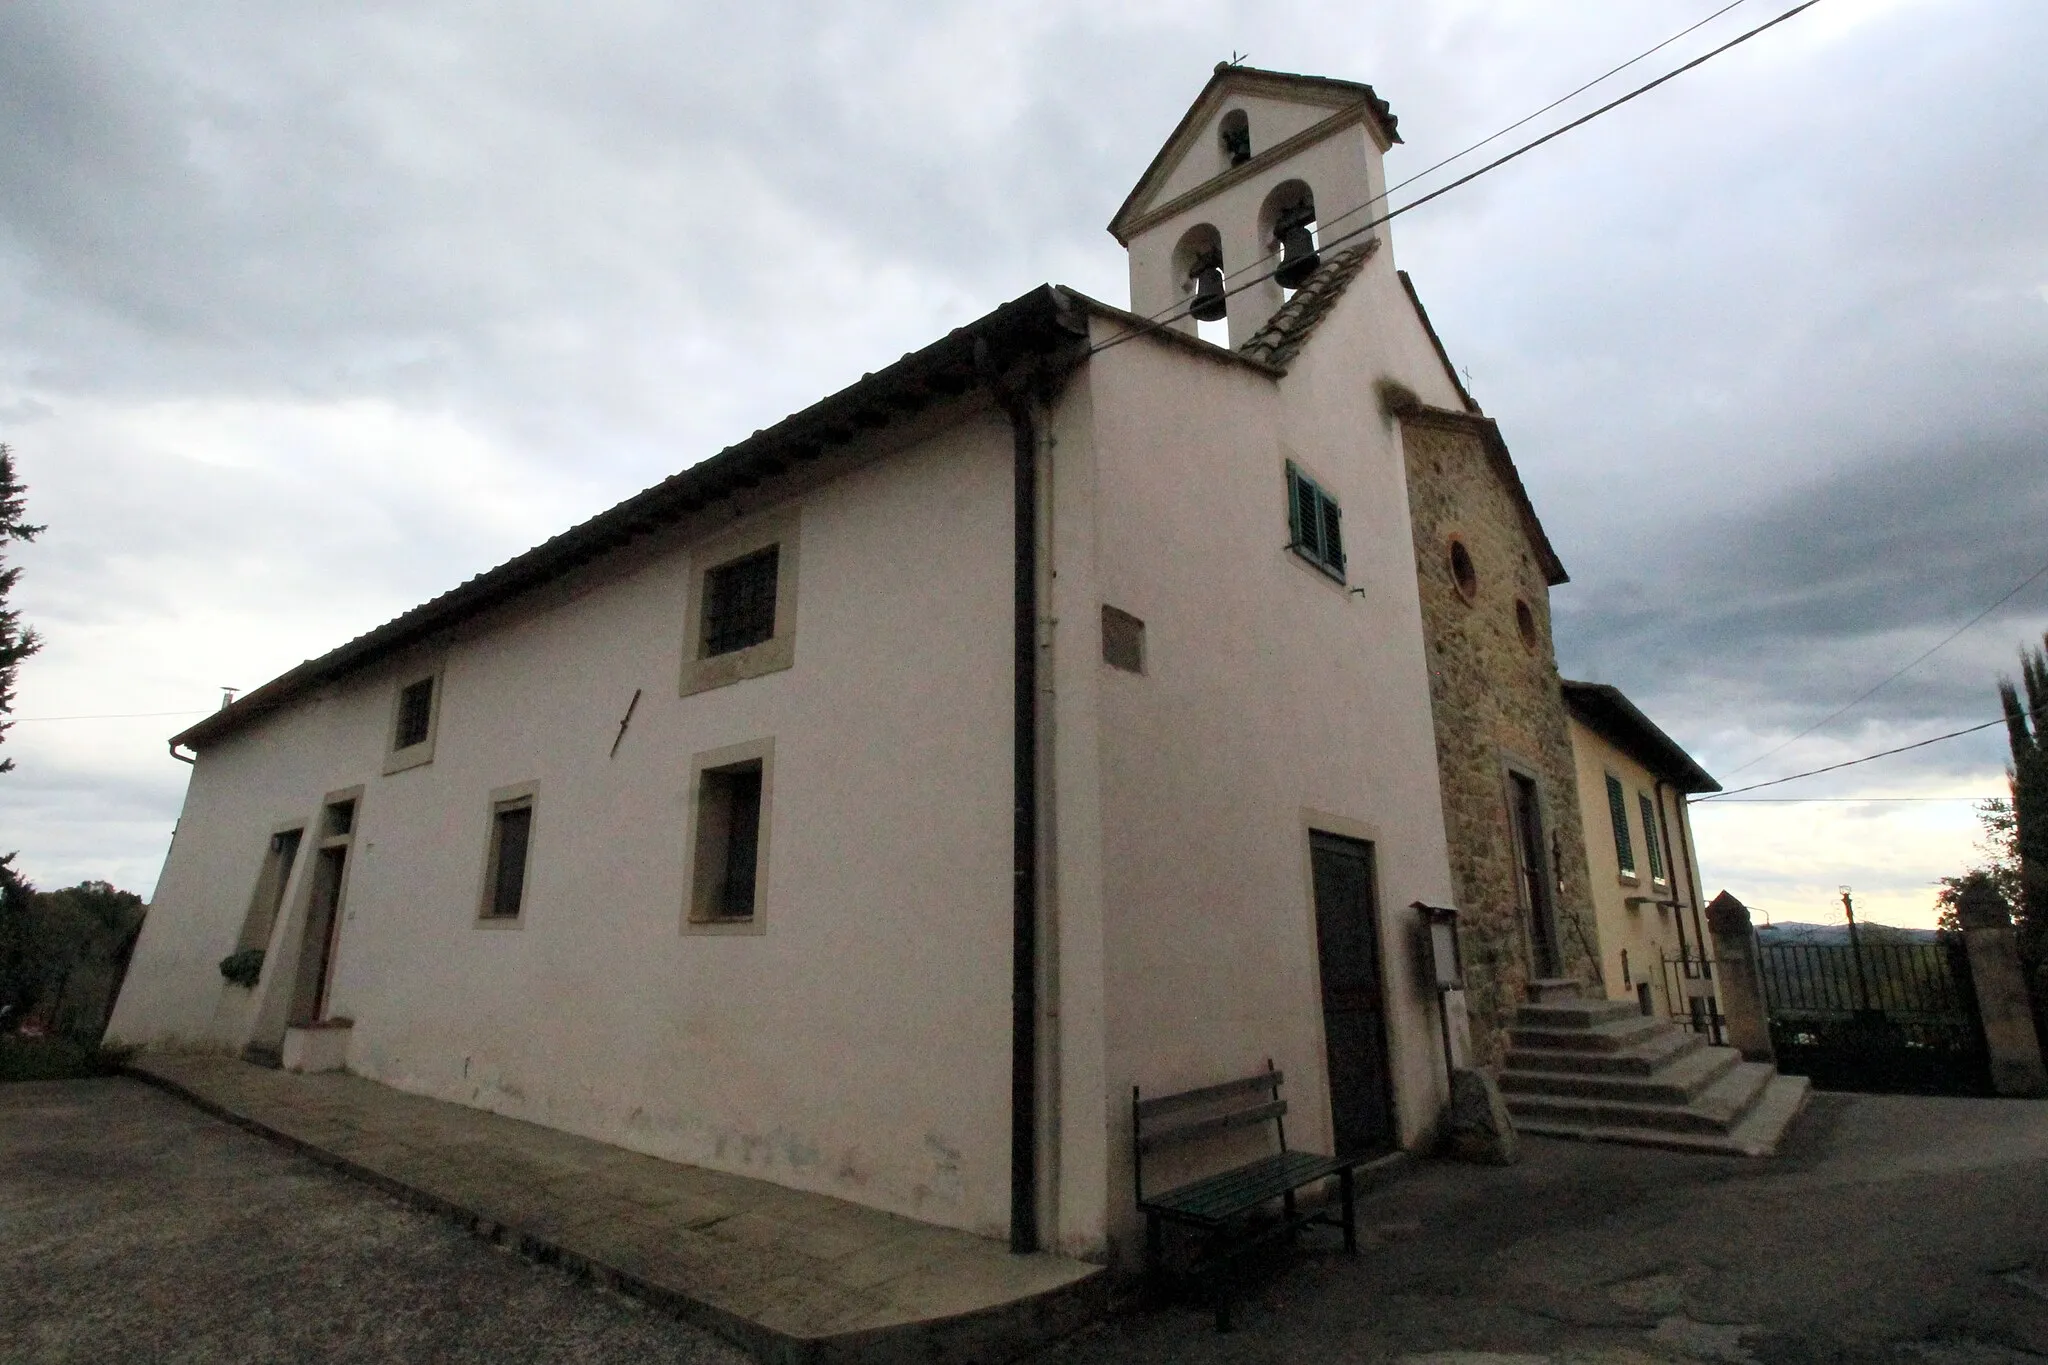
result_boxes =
[174,284,1091,754]
[1561,680,1722,794]
[1399,405,1568,586]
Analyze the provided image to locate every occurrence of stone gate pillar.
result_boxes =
[1705,891,1775,1064]
[1957,879,2048,1098]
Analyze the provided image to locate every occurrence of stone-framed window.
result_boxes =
[680,513,800,697]
[684,738,774,935]
[478,784,537,925]
[384,665,444,774]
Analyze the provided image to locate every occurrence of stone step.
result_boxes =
[1504,1060,1775,1136]
[1505,1024,1705,1077]
[1516,1074,1812,1158]
[1508,1012,1668,1053]
[1500,1044,1741,1105]
[1513,997,1645,1030]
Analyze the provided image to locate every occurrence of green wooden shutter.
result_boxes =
[1320,494,1344,573]
[1284,463,1345,577]
[1639,793,1665,882]
[1606,774,1635,876]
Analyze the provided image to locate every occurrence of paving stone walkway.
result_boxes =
[129,1054,1103,1364]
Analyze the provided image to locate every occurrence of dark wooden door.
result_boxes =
[1510,773,1560,979]
[291,846,347,1026]
[1309,831,1397,1157]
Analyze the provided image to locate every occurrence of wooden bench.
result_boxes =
[1132,1061,1363,1330]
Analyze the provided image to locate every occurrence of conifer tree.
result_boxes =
[2001,633,2048,965]
[0,443,42,1027]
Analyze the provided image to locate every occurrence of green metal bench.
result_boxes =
[1133,1061,1361,1330]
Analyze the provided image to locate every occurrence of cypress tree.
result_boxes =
[1998,633,2048,1013]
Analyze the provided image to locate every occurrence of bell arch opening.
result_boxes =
[1171,222,1229,345]
[1219,109,1252,168]
[1259,179,1321,294]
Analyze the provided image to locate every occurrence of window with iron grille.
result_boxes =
[1286,463,1345,580]
[1606,774,1635,877]
[702,547,780,657]
[394,677,434,750]
[1639,792,1666,882]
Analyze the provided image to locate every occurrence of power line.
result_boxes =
[1724,554,2048,777]
[1702,796,2005,803]
[1315,1,1754,249]
[1093,0,1825,354]
[1115,0,1761,334]
[1693,708,2038,801]
[7,710,209,722]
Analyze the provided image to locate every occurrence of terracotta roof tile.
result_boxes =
[1235,238,1379,369]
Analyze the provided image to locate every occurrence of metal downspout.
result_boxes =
[981,341,1041,1256]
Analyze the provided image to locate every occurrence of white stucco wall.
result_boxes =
[1073,302,1458,1261]
[111,409,1025,1239]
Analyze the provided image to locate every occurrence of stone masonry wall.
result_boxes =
[1400,412,1599,1065]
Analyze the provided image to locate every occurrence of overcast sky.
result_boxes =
[3,0,2042,929]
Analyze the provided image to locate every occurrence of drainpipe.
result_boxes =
[980,339,1041,1256]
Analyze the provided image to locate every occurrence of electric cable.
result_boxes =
[1723,554,2048,776]
[1693,705,2044,801]
[1090,0,1825,356]
[1111,0,1759,334]
[1306,1,1755,263]
[8,709,209,722]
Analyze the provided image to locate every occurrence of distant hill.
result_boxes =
[1756,921,1943,946]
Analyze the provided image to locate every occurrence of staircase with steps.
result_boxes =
[1500,989,1810,1156]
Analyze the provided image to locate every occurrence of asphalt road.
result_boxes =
[9,1078,2048,1365]
[1036,1089,2048,1365]
[2,1077,750,1365]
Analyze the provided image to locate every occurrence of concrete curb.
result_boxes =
[124,1064,1108,1365]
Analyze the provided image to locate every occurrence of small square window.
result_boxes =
[385,668,443,773]
[1102,604,1146,674]
[692,761,765,922]
[1605,774,1635,878]
[702,547,780,658]
[1286,463,1345,580]
[482,797,534,921]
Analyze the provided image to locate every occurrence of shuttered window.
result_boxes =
[1639,792,1666,882]
[1605,774,1635,877]
[1286,463,1346,580]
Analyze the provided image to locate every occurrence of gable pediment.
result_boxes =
[1108,65,1400,244]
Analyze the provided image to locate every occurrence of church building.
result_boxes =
[110,64,1611,1265]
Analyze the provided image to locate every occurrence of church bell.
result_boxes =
[1188,265,1227,322]
[1273,215,1320,290]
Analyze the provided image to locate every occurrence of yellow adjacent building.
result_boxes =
[1561,681,1723,1030]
